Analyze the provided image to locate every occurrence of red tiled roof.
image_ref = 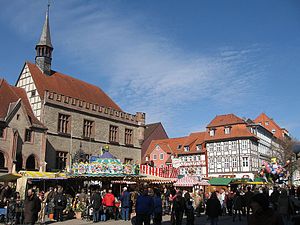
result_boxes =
[0,79,18,119]
[0,79,44,128]
[254,113,284,139]
[26,62,122,111]
[143,137,186,161]
[178,132,206,155]
[205,124,257,142]
[207,114,246,128]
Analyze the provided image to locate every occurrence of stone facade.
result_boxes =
[0,100,46,173]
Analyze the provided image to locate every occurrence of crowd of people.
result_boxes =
[0,183,299,225]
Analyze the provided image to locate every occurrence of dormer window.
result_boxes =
[272,129,276,134]
[265,121,269,126]
[177,145,182,149]
[224,127,231,134]
[196,145,202,151]
[209,129,215,137]
[184,146,190,152]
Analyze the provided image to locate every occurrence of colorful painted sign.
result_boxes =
[70,157,139,175]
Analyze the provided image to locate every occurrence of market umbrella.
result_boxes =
[0,173,22,182]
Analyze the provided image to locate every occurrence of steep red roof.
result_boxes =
[0,79,19,119]
[26,62,122,111]
[207,114,246,128]
[254,113,285,139]
[205,123,257,142]
[178,132,206,155]
[143,137,186,161]
[0,79,44,128]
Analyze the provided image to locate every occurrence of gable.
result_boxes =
[16,64,42,120]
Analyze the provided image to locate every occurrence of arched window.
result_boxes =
[26,155,36,171]
[0,152,5,168]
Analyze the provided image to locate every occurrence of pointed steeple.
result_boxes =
[35,3,53,76]
[37,4,53,48]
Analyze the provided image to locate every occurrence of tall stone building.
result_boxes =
[11,7,145,171]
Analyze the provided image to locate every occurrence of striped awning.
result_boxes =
[140,175,177,184]
[111,180,137,184]
[19,171,67,179]
[174,176,204,187]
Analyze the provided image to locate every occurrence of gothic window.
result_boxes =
[125,128,133,145]
[109,125,119,143]
[24,129,33,142]
[56,151,67,170]
[83,119,94,138]
[26,155,36,170]
[58,114,71,134]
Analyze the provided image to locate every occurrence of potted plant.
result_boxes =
[73,200,85,219]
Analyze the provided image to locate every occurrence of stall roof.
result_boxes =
[140,175,177,184]
[0,173,22,182]
[174,176,207,187]
[19,171,67,179]
[208,177,233,186]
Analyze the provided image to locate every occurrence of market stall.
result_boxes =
[207,177,233,192]
[174,176,210,192]
[0,173,22,183]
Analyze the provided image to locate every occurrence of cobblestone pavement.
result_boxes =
[53,215,248,225]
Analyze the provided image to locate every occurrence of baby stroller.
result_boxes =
[81,204,92,221]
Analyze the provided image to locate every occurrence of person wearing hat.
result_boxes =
[120,187,131,221]
[248,193,284,225]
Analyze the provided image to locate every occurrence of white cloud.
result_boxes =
[0,1,263,135]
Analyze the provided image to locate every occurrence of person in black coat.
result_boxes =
[91,189,102,222]
[53,186,67,222]
[24,189,41,225]
[206,192,222,225]
[172,191,185,225]
[184,192,194,225]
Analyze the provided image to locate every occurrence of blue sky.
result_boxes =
[0,0,299,138]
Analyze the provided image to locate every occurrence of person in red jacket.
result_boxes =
[102,189,115,220]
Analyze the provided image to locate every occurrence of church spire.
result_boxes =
[35,3,53,75]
